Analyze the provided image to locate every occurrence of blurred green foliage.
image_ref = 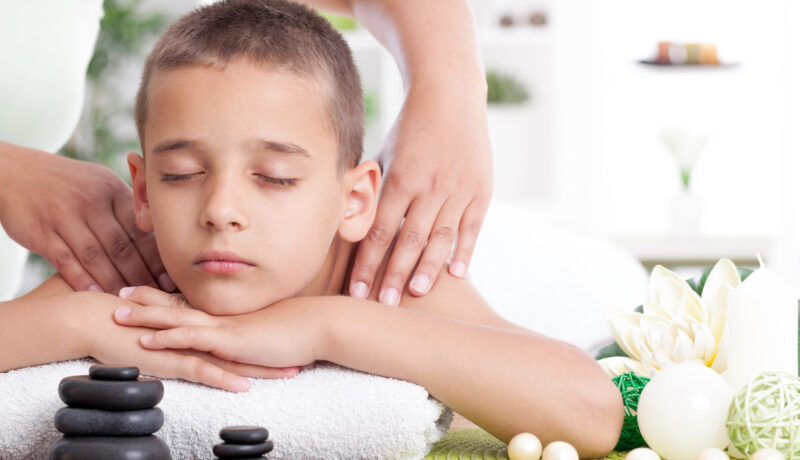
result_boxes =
[486,70,530,105]
[59,0,167,180]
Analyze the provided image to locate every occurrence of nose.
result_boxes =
[200,174,250,232]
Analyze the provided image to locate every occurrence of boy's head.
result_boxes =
[128,0,380,315]
[135,0,364,172]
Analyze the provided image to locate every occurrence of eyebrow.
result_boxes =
[150,138,312,159]
[252,139,312,159]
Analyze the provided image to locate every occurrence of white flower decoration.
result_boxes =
[599,258,742,378]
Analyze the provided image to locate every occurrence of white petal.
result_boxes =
[701,258,741,303]
[649,265,692,314]
[710,335,728,373]
[706,284,730,343]
[672,331,693,362]
[642,301,672,320]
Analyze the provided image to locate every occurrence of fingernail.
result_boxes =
[88,284,102,292]
[379,288,400,307]
[350,281,368,299]
[158,273,176,292]
[119,287,134,298]
[235,376,250,391]
[115,306,131,319]
[449,261,466,278]
[140,334,153,346]
[410,274,431,294]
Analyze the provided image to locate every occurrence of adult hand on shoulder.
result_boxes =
[348,84,493,306]
[0,143,173,293]
[114,286,316,381]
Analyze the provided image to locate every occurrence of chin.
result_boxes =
[181,283,283,316]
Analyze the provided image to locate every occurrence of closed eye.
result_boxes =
[161,173,202,182]
[256,175,297,187]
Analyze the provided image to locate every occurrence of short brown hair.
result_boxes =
[135,0,364,171]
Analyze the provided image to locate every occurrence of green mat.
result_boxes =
[424,429,627,460]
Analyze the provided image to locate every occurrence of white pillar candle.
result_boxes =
[726,265,798,393]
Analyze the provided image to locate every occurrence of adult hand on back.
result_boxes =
[0,142,173,293]
[347,83,493,306]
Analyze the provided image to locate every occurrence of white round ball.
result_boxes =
[695,447,729,460]
[542,441,578,460]
[625,447,661,460]
[508,432,542,460]
[751,448,786,460]
[637,362,732,460]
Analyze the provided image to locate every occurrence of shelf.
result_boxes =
[613,236,772,268]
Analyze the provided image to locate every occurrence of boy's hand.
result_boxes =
[348,84,492,306]
[80,291,296,393]
[115,286,320,371]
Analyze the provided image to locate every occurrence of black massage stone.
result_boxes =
[213,440,274,458]
[54,407,164,436]
[219,426,269,444]
[89,364,140,380]
[49,435,171,460]
[59,375,164,410]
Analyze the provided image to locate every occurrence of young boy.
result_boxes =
[0,0,622,455]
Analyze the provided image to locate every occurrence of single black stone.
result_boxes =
[50,435,171,460]
[213,440,273,457]
[90,365,140,381]
[219,426,269,444]
[55,407,164,436]
[59,375,163,410]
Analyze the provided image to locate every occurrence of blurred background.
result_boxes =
[15,0,800,294]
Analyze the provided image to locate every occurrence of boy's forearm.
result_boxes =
[0,293,92,372]
[318,297,622,457]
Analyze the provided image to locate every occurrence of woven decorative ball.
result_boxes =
[727,371,800,459]
[612,372,650,450]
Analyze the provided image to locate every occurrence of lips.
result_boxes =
[194,250,255,274]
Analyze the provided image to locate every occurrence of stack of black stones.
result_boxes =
[214,426,274,459]
[50,365,171,459]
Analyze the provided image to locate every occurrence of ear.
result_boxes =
[338,160,381,242]
[127,152,154,233]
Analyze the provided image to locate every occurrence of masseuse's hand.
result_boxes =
[115,286,316,376]
[0,142,173,293]
[348,84,492,306]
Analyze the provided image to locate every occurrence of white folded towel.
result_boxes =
[0,359,452,459]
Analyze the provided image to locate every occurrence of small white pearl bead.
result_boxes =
[625,447,661,460]
[507,432,542,460]
[542,441,579,460]
[751,448,786,460]
[695,447,729,460]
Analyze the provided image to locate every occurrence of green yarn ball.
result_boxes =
[727,371,800,459]
[612,372,650,451]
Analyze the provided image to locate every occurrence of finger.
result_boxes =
[118,285,188,309]
[449,196,491,278]
[141,326,224,355]
[115,304,215,330]
[55,224,126,293]
[89,211,157,289]
[408,196,468,296]
[113,190,174,292]
[376,195,445,306]
[44,234,102,292]
[196,352,300,379]
[348,189,409,299]
[151,351,250,392]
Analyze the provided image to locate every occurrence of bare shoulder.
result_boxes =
[398,267,532,334]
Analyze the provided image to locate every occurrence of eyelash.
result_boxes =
[160,173,297,187]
